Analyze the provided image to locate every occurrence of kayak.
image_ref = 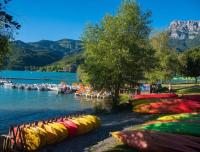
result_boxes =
[34,126,47,147]
[8,115,101,151]
[70,118,89,135]
[42,124,58,145]
[133,99,200,114]
[21,127,41,151]
[133,93,178,100]
[112,130,200,152]
[57,119,78,137]
[156,113,200,121]
[181,95,200,102]
[48,123,68,142]
[134,121,200,137]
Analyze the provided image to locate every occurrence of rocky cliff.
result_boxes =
[169,20,200,40]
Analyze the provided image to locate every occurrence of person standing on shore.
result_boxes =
[168,83,172,93]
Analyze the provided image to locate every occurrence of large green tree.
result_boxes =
[80,0,155,108]
[147,32,179,83]
[0,0,20,69]
[179,47,200,83]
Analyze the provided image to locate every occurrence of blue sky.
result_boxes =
[8,0,200,42]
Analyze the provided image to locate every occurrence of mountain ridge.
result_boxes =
[4,20,200,71]
[4,38,82,70]
[169,20,200,40]
[168,20,200,51]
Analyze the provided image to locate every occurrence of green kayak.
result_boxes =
[135,122,200,137]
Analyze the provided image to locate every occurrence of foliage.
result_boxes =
[178,47,200,83]
[40,51,84,72]
[119,93,131,104]
[0,0,20,36]
[147,32,179,83]
[4,39,82,70]
[80,0,155,108]
[77,64,90,84]
[169,35,200,51]
[0,0,20,69]
[0,36,9,68]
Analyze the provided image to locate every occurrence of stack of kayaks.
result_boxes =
[133,99,200,114]
[181,95,200,102]
[112,113,200,152]
[112,130,200,152]
[133,93,178,100]
[7,115,101,151]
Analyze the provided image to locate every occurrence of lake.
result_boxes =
[0,70,93,133]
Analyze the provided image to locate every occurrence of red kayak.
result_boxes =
[133,99,200,114]
[112,130,200,152]
[181,95,200,102]
[133,93,178,100]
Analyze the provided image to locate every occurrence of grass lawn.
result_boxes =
[175,86,200,94]
[162,83,200,90]
[162,83,200,94]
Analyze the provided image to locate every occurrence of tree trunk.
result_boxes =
[111,87,120,111]
[195,77,198,84]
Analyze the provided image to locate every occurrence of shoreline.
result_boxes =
[0,108,94,134]
[38,112,151,152]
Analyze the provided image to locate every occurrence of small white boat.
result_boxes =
[0,80,9,85]
[31,84,38,90]
[25,85,32,90]
[18,84,25,90]
[37,85,49,91]
[4,82,14,88]
[47,84,59,91]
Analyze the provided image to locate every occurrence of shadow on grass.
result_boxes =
[175,86,200,94]
[104,144,138,152]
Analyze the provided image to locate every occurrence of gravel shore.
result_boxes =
[39,112,151,152]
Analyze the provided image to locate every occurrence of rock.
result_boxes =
[169,20,200,40]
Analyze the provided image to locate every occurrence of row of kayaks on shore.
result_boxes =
[1,114,101,151]
[112,113,200,152]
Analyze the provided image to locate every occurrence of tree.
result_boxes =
[0,0,20,69]
[80,0,155,109]
[147,32,179,83]
[0,36,9,67]
[179,47,200,83]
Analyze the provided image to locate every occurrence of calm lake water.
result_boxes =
[0,70,93,133]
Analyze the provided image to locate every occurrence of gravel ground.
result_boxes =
[39,112,151,152]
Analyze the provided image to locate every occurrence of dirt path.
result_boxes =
[39,112,151,152]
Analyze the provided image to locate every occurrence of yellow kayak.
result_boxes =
[157,113,198,121]
[83,115,101,129]
[78,117,93,133]
[70,118,87,135]
[48,123,68,142]
[34,126,47,148]
[42,124,58,145]
[21,127,41,151]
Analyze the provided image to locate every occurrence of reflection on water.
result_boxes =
[75,95,113,113]
[0,87,91,111]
